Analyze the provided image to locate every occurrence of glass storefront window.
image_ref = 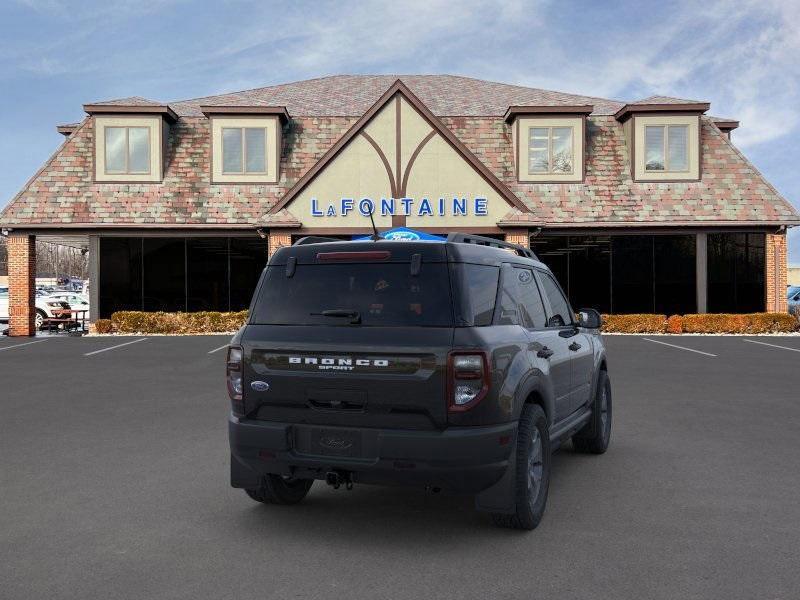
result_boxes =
[708,233,765,313]
[98,236,267,317]
[99,238,143,317]
[534,234,697,315]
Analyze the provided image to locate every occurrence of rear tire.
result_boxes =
[491,404,550,530]
[245,475,314,505]
[35,309,46,330]
[573,370,612,454]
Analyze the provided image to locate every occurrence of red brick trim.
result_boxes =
[765,233,788,312]
[7,234,36,337]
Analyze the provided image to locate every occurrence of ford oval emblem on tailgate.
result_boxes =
[250,381,270,392]
[319,436,353,450]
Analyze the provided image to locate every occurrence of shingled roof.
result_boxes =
[1,75,797,229]
[168,74,626,117]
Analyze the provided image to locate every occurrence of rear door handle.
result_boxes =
[537,346,554,359]
[568,342,582,351]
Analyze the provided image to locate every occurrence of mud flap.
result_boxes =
[230,453,262,489]
[473,447,517,514]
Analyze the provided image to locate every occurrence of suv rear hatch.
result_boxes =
[241,243,454,430]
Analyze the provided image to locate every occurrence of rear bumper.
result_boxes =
[229,415,516,493]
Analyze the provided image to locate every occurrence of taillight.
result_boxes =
[227,346,244,415]
[447,351,490,412]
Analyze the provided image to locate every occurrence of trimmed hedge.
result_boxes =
[680,313,798,334]
[101,310,798,334]
[110,311,248,334]
[601,314,667,333]
[94,319,113,334]
[600,312,798,334]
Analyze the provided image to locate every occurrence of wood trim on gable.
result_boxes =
[268,79,531,215]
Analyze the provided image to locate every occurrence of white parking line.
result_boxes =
[207,344,229,355]
[84,338,147,356]
[0,339,49,352]
[743,339,800,353]
[642,337,717,357]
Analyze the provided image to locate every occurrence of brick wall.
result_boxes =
[268,230,292,258]
[504,229,530,249]
[7,234,36,336]
[765,232,788,313]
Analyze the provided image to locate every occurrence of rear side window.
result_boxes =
[497,266,547,328]
[538,271,573,327]
[251,263,453,327]
[451,264,499,326]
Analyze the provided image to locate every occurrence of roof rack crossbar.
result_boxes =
[292,236,342,246]
[446,232,537,260]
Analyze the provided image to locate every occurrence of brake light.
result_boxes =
[447,351,490,412]
[316,251,391,261]
[227,346,244,415]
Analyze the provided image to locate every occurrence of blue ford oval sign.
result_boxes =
[250,381,270,392]
[384,230,420,241]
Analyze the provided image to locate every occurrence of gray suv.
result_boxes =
[227,233,611,529]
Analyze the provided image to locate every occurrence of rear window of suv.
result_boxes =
[251,263,454,327]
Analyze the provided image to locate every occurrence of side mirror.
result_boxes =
[578,308,602,329]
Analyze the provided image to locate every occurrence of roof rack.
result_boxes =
[292,236,342,246]
[446,232,537,260]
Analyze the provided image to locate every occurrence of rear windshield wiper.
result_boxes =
[311,309,362,324]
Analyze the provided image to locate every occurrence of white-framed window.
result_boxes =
[644,124,689,172]
[104,126,151,175]
[528,126,574,175]
[221,127,268,174]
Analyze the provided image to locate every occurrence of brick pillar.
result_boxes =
[504,229,530,249]
[8,234,36,336]
[268,230,292,258]
[765,232,788,313]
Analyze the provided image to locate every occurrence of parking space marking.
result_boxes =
[642,337,717,357]
[743,339,800,353]
[0,339,49,352]
[207,344,229,355]
[84,338,147,356]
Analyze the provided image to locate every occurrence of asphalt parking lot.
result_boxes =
[1,334,799,600]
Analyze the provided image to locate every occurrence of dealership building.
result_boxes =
[1,75,798,335]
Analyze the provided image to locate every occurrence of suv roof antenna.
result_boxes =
[368,206,380,241]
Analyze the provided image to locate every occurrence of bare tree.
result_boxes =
[0,237,87,280]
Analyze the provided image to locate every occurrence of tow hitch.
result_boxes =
[325,470,354,490]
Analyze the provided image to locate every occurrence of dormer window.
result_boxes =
[201,106,289,184]
[644,124,688,172]
[505,106,591,183]
[528,126,573,174]
[222,127,268,174]
[105,126,151,174]
[84,101,175,183]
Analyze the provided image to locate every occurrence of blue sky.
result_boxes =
[1,0,798,261]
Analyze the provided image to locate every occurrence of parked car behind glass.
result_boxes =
[789,286,800,315]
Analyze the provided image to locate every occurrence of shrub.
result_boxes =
[94,319,113,334]
[111,310,248,334]
[665,314,683,334]
[601,314,666,333]
[681,313,798,334]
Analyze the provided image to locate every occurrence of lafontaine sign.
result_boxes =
[310,197,489,218]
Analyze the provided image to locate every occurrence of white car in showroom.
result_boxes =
[0,287,73,330]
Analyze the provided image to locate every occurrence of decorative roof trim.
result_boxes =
[712,119,740,131]
[56,124,79,136]
[614,102,710,121]
[503,104,593,122]
[199,105,290,122]
[268,79,530,216]
[83,103,178,122]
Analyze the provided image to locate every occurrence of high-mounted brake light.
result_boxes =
[447,351,490,412]
[227,346,244,415]
[316,251,391,261]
